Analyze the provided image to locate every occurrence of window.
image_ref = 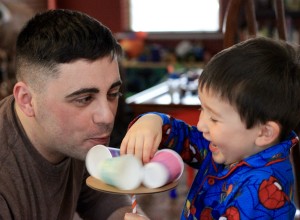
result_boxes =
[129,0,219,32]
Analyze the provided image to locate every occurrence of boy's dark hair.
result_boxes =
[199,37,300,140]
[15,9,122,83]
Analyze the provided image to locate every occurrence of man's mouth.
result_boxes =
[88,136,110,146]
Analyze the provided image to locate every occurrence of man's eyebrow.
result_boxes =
[110,80,122,89]
[65,88,99,98]
[65,80,122,99]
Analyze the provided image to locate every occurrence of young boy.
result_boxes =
[121,37,300,219]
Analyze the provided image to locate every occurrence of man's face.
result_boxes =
[31,57,122,162]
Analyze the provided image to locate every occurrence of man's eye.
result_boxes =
[75,96,93,105]
[108,92,123,99]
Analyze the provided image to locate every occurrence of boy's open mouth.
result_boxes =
[209,143,219,153]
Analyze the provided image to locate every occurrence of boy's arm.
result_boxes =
[120,112,208,168]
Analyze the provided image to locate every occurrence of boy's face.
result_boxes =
[197,88,262,165]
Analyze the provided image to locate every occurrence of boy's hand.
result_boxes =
[120,114,163,163]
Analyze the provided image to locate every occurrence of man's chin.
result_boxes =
[68,151,86,161]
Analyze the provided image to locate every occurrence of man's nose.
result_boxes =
[92,100,115,124]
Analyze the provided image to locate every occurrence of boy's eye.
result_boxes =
[210,117,218,123]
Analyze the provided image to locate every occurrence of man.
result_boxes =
[0,9,142,219]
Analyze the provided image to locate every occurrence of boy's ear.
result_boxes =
[255,121,280,147]
[13,82,35,117]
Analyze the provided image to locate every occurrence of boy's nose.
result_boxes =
[196,112,208,133]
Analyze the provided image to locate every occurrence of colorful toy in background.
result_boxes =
[120,38,145,59]
[85,145,184,190]
[119,32,148,59]
[167,64,203,104]
[119,30,206,63]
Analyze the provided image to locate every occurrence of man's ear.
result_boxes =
[255,121,280,147]
[13,82,35,117]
